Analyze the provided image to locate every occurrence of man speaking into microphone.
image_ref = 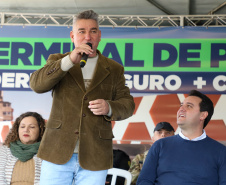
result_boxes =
[29,9,135,185]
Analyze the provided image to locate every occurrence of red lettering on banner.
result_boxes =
[121,122,152,144]
[206,120,226,140]
[133,96,143,114]
[1,95,225,144]
[150,94,180,131]
[1,125,10,142]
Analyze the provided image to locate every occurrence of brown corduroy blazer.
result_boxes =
[29,50,135,171]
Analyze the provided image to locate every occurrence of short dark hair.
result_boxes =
[188,90,214,128]
[73,10,99,27]
[154,121,175,132]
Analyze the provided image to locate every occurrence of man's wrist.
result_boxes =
[61,55,74,71]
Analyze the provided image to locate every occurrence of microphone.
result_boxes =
[80,43,92,68]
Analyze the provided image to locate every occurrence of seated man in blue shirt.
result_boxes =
[137,90,226,185]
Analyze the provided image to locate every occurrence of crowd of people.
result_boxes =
[0,9,225,185]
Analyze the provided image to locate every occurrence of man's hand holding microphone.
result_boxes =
[69,43,93,67]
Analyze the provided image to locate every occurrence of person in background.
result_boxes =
[0,112,45,185]
[29,9,135,185]
[129,122,175,185]
[105,149,131,185]
[137,90,226,185]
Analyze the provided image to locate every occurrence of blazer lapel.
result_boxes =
[67,51,110,93]
[68,63,86,92]
[87,55,110,93]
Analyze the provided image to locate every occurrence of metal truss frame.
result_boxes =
[1,12,226,28]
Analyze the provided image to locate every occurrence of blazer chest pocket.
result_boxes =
[99,84,114,100]
[46,119,62,129]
